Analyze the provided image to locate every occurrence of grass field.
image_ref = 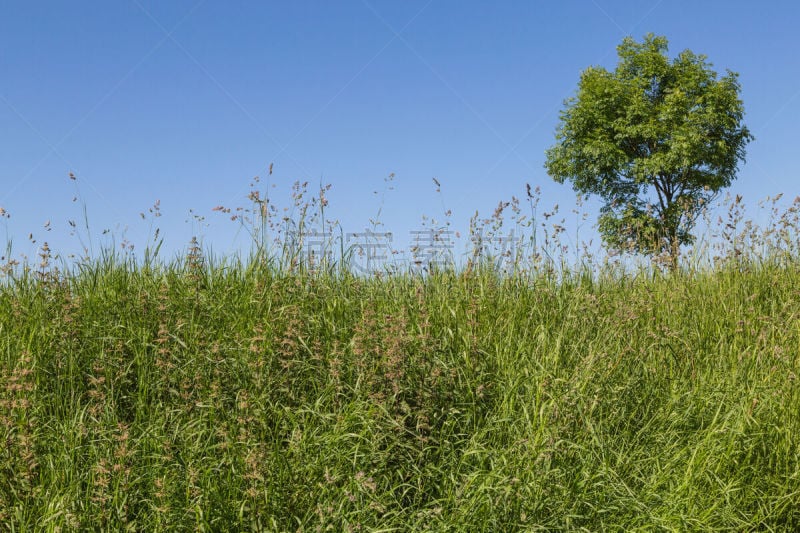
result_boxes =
[1,190,799,530]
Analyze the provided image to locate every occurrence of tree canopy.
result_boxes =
[545,34,753,264]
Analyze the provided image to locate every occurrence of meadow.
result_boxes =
[1,184,799,531]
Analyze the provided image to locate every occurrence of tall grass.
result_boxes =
[0,180,799,530]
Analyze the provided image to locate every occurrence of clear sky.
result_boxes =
[2,1,799,267]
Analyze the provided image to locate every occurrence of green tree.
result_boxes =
[545,34,753,267]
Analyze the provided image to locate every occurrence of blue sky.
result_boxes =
[1,1,799,267]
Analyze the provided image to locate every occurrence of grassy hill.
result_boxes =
[1,250,799,530]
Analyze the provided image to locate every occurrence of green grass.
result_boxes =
[1,181,799,530]
[1,250,799,531]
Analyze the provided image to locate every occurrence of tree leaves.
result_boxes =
[545,34,753,266]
